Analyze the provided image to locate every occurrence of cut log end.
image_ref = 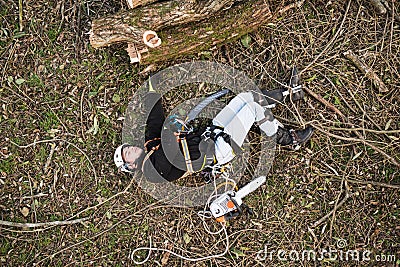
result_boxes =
[127,0,134,9]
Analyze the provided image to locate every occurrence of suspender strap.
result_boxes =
[213,131,231,144]
[256,116,271,126]
[209,125,224,132]
[204,125,231,144]
[141,149,154,173]
[180,137,194,173]
[144,137,161,151]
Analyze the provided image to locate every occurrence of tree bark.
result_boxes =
[90,0,240,48]
[90,0,304,64]
[127,0,158,9]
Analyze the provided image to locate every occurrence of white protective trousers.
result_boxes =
[211,92,281,164]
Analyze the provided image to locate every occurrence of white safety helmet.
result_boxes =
[114,144,131,173]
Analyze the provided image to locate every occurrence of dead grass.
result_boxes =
[0,0,399,266]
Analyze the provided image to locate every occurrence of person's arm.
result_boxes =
[144,92,165,143]
[142,149,186,182]
[142,92,187,182]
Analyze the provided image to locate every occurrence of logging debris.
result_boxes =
[343,50,389,93]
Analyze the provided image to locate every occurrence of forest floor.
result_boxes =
[0,0,399,266]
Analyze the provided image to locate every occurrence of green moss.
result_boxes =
[39,111,59,131]
[35,146,48,163]
[46,27,60,42]
[0,156,15,174]
[0,239,11,255]
[27,74,44,88]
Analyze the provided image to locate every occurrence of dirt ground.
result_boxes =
[1,0,399,266]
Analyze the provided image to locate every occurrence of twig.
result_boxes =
[310,166,400,189]
[57,0,65,32]
[276,0,305,14]
[47,104,70,134]
[312,192,354,228]
[303,87,345,119]
[66,176,135,221]
[324,126,400,135]
[1,43,15,84]
[18,193,49,200]
[80,87,86,139]
[343,50,389,93]
[34,201,166,265]
[43,143,56,174]
[74,0,82,60]
[381,0,400,22]
[0,217,88,228]
[18,0,23,31]
[28,177,38,223]
[329,179,346,239]
[307,227,318,243]
[346,86,386,133]
[313,125,400,167]
[337,178,400,189]
[315,69,358,114]
[10,138,98,184]
[0,0,7,9]
[1,176,136,234]
[301,0,351,74]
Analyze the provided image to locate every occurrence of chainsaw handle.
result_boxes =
[224,210,241,221]
[229,194,242,214]
[220,194,242,221]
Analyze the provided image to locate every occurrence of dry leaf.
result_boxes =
[20,206,29,217]
[385,119,392,130]
[183,233,191,244]
[161,244,173,266]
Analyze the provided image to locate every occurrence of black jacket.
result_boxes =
[141,93,212,182]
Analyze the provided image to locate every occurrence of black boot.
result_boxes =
[276,126,314,148]
[286,66,304,102]
[259,66,304,106]
[289,66,300,88]
[261,87,304,105]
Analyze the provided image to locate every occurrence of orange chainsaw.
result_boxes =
[210,176,266,222]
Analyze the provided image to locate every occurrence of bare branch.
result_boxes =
[343,50,389,93]
[0,217,88,228]
[312,193,354,228]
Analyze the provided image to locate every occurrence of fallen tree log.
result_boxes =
[90,0,304,64]
[90,0,241,49]
[126,0,158,9]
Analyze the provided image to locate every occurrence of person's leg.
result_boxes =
[213,92,281,146]
[217,101,279,148]
[212,91,313,152]
[212,92,254,128]
[219,102,258,147]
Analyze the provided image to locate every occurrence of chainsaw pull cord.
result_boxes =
[130,224,229,264]
[197,170,237,235]
[131,164,235,265]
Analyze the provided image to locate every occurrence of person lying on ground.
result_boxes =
[114,86,314,183]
